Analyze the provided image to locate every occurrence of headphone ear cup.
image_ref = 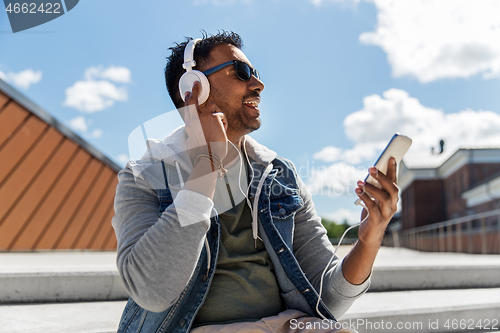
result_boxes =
[179,70,210,105]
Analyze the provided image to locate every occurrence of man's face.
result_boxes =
[199,44,265,141]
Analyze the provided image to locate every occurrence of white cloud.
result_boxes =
[84,66,131,83]
[64,65,131,113]
[193,0,252,5]
[311,0,500,82]
[313,143,379,165]
[307,161,366,197]
[310,88,500,196]
[9,69,42,89]
[338,142,381,165]
[64,79,128,112]
[359,0,500,82]
[69,116,88,132]
[117,154,129,166]
[68,116,104,139]
[0,69,42,89]
[344,88,500,152]
[313,146,343,162]
[91,129,103,138]
[311,0,359,6]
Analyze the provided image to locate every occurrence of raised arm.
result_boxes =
[112,82,229,312]
[342,157,399,285]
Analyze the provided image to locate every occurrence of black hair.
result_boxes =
[164,30,243,109]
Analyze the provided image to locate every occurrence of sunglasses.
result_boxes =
[203,60,260,81]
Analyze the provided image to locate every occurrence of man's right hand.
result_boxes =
[184,81,228,161]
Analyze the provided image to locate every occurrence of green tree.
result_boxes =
[321,218,344,239]
[342,219,359,238]
[321,218,359,240]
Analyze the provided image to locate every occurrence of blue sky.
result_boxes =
[2,0,500,223]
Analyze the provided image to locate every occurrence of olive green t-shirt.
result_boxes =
[193,154,285,326]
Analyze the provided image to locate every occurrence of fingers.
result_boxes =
[213,112,227,129]
[185,81,201,109]
[356,158,399,214]
[213,111,228,132]
[369,161,398,199]
[187,82,221,117]
[202,102,220,115]
[360,181,398,212]
[358,181,395,215]
[386,157,398,184]
[355,186,378,211]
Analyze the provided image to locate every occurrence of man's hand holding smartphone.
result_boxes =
[355,157,400,246]
[354,134,412,246]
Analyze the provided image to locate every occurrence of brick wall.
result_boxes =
[401,179,445,230]
[444,163,500,219]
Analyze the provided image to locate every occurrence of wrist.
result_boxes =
[191,145,209,161]
[191,158,216,176]
[194,153,227,179]
[356,234,383,251]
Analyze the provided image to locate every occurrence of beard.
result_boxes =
[210,87,261,137]
[226,105,261,135]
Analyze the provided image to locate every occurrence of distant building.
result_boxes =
[0,79,121,251]
[399,145,500,231]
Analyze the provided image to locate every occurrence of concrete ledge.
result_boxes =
[0,251,128,303]
[337,246,500,291]
[0,301,126,333]
[2,289,499,333]
[370,265,500,291]
[3,265,498,303]
[3,264,498,303]
[0,271,127,304]
[341,288,500,333]
[2,248,500,303]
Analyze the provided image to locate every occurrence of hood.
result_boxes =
[139,125,192,170]
[243,135,277,167]
[127,125,191,190]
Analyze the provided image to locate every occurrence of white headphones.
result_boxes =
[179,38,211,105]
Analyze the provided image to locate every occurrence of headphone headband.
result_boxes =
[182,38,201,71]
[178,38,210,104]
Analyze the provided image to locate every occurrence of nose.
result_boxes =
[249,74,264,93]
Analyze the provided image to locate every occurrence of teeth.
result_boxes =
[243,100,259,107]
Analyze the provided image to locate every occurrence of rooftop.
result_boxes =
[403,146,500,170]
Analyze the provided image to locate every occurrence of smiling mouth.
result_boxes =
[243,98,260,110]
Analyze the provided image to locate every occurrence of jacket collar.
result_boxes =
[138,125,277,171]
[242,135,277,168]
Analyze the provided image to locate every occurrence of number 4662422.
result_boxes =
[5,2,61,14]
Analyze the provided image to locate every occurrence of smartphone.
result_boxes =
[355,133,412,205]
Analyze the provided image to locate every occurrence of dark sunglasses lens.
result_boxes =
[235,62,251,81]
[253,69,260,80]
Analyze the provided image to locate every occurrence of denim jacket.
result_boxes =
[112,129,370,333]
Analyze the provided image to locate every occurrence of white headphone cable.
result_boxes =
[227,140,253,209]
[315,201,369,320]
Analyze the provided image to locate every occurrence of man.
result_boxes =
[112,31,399,333]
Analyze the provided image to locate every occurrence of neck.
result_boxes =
[228,134,244,149]
[223,135,245,166]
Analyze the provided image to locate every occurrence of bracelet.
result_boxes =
[195,154,227,179]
